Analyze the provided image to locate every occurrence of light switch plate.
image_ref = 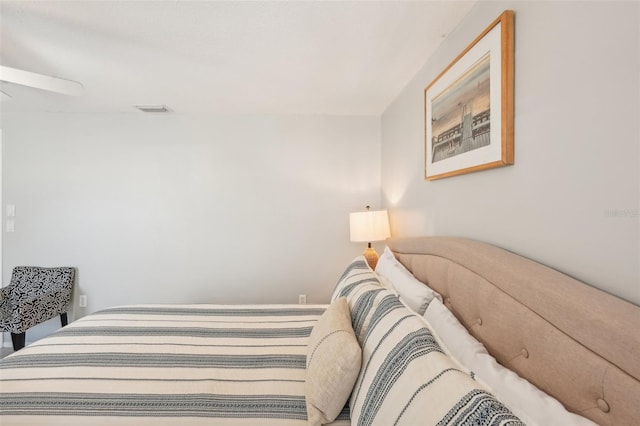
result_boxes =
[6,205,15,217]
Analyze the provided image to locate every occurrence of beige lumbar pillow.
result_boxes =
[306,297,362,426]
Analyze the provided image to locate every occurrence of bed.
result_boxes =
[1,236,639,425]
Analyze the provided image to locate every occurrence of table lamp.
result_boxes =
[349,205,390,270]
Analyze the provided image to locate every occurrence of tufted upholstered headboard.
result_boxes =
[386,236,640,426]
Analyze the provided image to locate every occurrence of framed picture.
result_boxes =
[424,10,514,180]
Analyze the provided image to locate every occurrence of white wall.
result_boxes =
[381,1,640,304]
[2,113,381,342]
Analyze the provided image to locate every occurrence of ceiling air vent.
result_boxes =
[134,104,172,113]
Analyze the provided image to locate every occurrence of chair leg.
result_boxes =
[11,332,25,351]
[60,312,68,327]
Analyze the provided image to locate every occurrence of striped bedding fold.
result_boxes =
[0,304,350,426]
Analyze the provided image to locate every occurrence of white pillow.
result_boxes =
[375,246,441,314]
[422,298,597,426]
[373,271,398,294]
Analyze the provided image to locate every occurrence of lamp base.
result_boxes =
[362,247,380,270]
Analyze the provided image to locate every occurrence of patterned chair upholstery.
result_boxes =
[0,266,75,350]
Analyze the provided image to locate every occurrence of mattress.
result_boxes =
[0,304,350,425]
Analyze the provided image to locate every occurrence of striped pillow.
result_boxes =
[331,256,401,343]
[331,256,377,302]
[350,303,524,426]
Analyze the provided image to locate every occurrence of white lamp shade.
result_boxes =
[349,209,390,242]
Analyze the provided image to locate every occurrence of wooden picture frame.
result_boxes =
[424,10,514,180]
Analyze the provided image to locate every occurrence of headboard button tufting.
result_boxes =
[520,348,529,359]
[476,318,483,326]
[597,399,610,413]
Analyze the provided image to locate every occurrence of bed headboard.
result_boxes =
[386,236,640,426]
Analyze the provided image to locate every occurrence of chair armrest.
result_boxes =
[0,283,15,298]
[7,288,72,332]
[14,287,72,309]
[0,289,8,314]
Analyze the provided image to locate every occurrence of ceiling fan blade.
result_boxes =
[0,66,84,96]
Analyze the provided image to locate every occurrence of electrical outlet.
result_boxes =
[298,294,307,304]
[79,295,87,307]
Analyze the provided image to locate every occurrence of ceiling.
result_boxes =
[0,1,475,115]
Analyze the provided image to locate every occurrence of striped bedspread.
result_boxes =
[0,304,350,426]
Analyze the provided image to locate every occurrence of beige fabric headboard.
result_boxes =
[386,236,640,426]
